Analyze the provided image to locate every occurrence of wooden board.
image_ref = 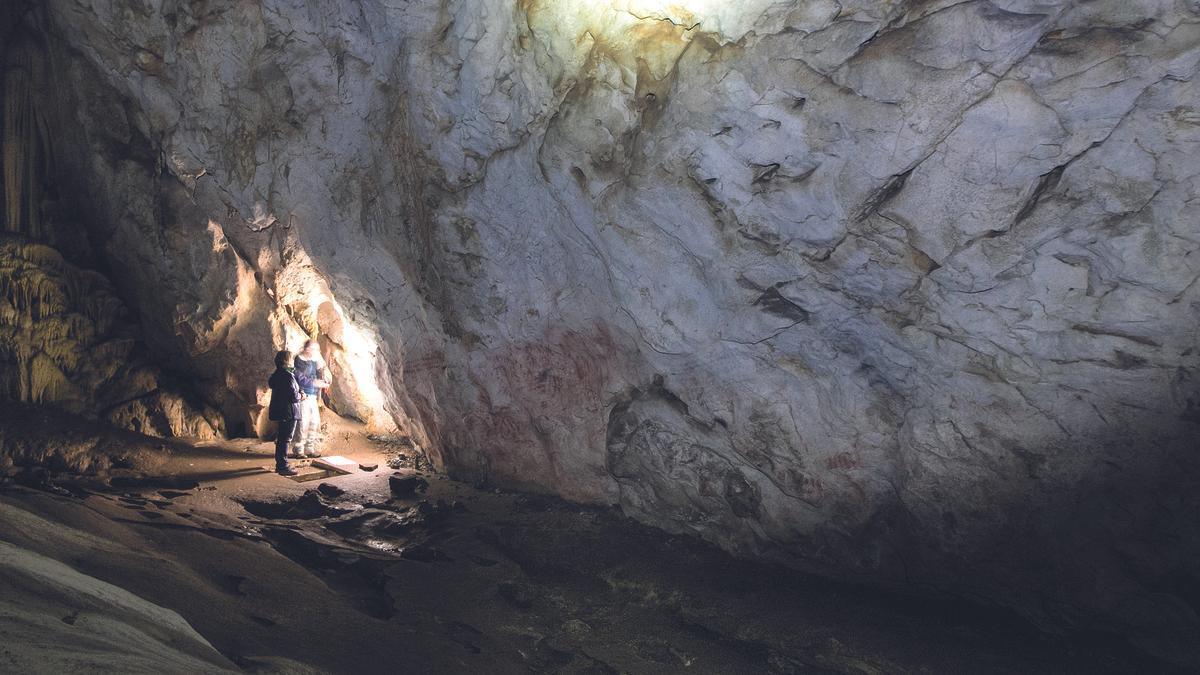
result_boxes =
[312,456,356,473]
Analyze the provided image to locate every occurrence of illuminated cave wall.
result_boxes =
[32,0,1200,657]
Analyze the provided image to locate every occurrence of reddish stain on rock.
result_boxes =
[825,453,860,471]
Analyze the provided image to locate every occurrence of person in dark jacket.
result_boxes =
[268,350,304,476]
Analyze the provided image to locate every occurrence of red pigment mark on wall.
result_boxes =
[825,452,860,471]
[481,406,529,448]
[489,324,619,410]
[786,467,825,505]
[456,324,627,487]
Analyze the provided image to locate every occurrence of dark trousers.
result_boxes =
[275,419,298,468]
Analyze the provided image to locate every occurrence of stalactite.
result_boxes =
[27,351,74,405]
[1,33,51,239]
[0,239,95,402]
[0,233,223,438]
[0,299,18,326]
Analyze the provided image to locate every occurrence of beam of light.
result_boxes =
[252,242,396,435]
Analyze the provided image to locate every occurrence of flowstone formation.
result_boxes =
[0,234,222,440]
[20,0,1200,662]
[0,11,220,442]
[3,31,53,241]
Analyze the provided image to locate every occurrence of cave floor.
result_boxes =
[0,415,1178,674]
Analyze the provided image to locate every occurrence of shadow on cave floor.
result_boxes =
[0,413,1186,674]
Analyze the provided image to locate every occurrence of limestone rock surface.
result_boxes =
[0,538,237,673]
[21,0,1200,661]
[0,234,222,439]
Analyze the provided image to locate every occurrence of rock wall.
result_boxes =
[25,0,1200,661]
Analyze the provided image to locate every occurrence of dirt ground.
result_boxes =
[0,411,1183,674]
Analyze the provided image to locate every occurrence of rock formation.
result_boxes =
[0,538,238,673]
[0,235,222,439]
[0,7,220,440]
[2,30,53,241]
[4,0,1199,662]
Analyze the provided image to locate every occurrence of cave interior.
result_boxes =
[1,0,1199,673]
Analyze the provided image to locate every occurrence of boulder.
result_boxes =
[389,475,429,498]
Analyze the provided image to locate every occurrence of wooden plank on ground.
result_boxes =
[312,456,356,473]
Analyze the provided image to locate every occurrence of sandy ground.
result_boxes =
[0,412,1184,674]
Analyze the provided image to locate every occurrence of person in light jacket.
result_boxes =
[292,339,331,458]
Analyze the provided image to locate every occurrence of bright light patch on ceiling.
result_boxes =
[526,0,780,76]
[553,0,778,41]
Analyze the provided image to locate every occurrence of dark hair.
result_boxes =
[274,350,293,369]
[303,339,319,349]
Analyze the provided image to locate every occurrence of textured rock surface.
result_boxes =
[16,0,1200,661]
[0,402,177,478]
[0,537,237,673]
[0,234,222,438]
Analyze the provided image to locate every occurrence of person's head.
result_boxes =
[274,350,293,369]
[302,339,321,359]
